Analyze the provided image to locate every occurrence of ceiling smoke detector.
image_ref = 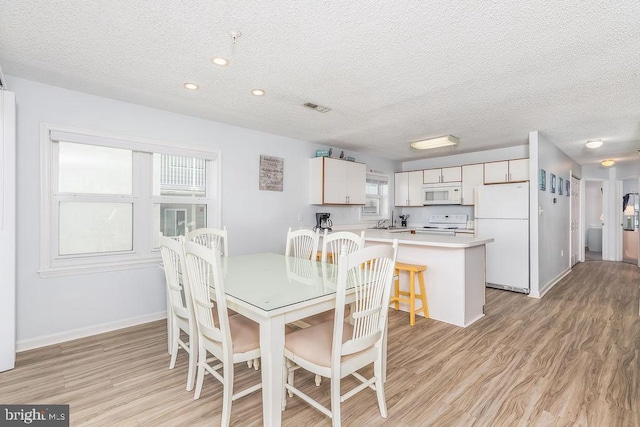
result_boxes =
[302,102,332,113]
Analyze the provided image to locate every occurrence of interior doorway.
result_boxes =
[622,192,639,264]
[584,181,603,261]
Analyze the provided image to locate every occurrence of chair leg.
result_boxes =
[287,360,295,398]
[193,345,207,400]
[254,358,260,370]
[331,375,342,427]
[247,359,253,368]
[221,362,234,427]
[315,374,322,386]
[169,324,179,369]
[186,342,197,392]
[374,357,388,418]
[409,271,416,326]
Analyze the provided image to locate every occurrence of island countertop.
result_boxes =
[341,228,494,248]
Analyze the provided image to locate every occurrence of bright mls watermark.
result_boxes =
[1,405,69,426]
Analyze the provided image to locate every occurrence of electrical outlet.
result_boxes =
[560,250,564,257]
[297,213,303,222]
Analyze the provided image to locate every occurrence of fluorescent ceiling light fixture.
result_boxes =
[183,82,199,90]
[601,159,615,167]
[410,135,459,150]
[586,139,603,148]
[211,56,229,66]
[251,89,265,96]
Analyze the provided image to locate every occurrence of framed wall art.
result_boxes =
[538,169,546,191]
[259,155,284,191]
[550,173,556,193]
[558,177,564,195]
[566,179,570,196]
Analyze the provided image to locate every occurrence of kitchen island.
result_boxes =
[343,228,493,327]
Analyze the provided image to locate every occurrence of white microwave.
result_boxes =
[422,183,462,205]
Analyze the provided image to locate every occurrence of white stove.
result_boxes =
[416,214,468,236]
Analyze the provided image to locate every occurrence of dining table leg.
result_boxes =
[259,314,286,427]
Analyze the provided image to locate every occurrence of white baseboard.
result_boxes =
[528,268,571,299]
[16,311,167,352]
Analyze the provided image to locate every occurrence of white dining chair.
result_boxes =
[187,227,229,256]
[183,241,262,426]
[283,241,398,427]
[320,230,365,264]
[159,236,197,392]
[285,227,319,260]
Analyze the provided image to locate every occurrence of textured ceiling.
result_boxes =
[1,1,639,166]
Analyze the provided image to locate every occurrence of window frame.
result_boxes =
[39,123,221,277]
[360,173,390,222]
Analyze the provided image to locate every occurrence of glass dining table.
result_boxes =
[215,253,348,427]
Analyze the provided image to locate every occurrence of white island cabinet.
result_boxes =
[343,230,493,327]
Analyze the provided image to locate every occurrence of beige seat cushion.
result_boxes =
[228,314,260,354]
[285,320,354,368]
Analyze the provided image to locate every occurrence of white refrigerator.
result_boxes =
[0,88,16,372]
[475,182,530,293]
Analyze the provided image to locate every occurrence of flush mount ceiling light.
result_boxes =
[601,159,615,167]
[183,82,199,90]
[251,89,265,96]
[586,139,603,149]
[410,135,459,150]
[211,56,229,66]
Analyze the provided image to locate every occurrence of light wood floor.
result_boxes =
[2,260,639,426]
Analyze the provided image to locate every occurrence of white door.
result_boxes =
[570,176,580,266]
[345,161,366,205]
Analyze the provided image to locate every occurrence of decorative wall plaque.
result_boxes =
[259,155,284,191]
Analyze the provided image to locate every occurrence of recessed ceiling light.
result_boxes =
[410,135,459,150]
[586,139,603,149]
[183,82,199,90]
[211,56,229,66]
[251,89,265,96]
[601,159,615,167]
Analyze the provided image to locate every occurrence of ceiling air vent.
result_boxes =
[302,102,331,113]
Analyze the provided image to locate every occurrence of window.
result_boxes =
[361,174,389,219]
[40,126,220,277]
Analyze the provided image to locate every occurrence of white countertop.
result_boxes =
[343,228,493,248]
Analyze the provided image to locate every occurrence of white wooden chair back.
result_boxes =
[285,255,320,286]
[159,236,192,321]
[285,227,319,260]
[183,242,232,357]
[333,242,398,362]
[187,227,229,256]
[321,230,365,264]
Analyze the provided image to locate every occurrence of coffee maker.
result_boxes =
[314,212,332,232]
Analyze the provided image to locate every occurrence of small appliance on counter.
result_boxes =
[314,212,332,232]
[399,214,410,228]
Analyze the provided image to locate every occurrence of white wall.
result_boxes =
[532,131,581,297]
[9,76,397,349]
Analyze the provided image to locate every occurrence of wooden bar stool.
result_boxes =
[391,262,429,325]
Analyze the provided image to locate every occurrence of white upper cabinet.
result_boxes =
[423,166,462,184]
[394,170,423,206]
[484,159,529,184]
[461,164,484,205]
[310,157,366,205]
